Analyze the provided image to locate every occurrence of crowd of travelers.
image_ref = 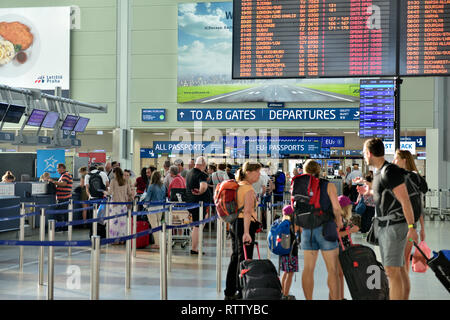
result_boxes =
[0,137,430,300]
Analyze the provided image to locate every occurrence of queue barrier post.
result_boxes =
[132,199,137,259]
[38,207,45,286]
[126,207,132,290]
[68,199,73,256]
[160,211,168,300]
[19,203,25,272]
[47,220,55,300]
[216,217,223,294]
[266,203,271,259]
[168,204,173,272]
[90,235,100,300]
[92,203,98,238]
[199,201,204,260]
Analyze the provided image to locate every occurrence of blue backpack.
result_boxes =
[268,219,292,256]
[274,171,286,194]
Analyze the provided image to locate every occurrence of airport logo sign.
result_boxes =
[140,148,158,159]
[37,149,65,179]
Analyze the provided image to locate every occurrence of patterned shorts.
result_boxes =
[280,255,299,273]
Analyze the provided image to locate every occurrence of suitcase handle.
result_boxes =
[410,239,431,264]
[337,226,352,251]
[243,241,260,260]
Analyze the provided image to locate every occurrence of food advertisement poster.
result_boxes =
[177,2,360,104]
[0,7,70,94]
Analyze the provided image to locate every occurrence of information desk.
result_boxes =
[0,196,20,232]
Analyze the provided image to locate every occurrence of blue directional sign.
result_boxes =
[142,109,166,121]
[178,108,359,122]
[152,141,224,154]
[140,148,157,158]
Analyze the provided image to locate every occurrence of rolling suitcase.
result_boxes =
[412,241,450,294]
[239,242,282,300]
[338,230,389,300]
[132,220,150,249]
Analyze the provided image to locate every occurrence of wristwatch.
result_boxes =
[408,223,417,229]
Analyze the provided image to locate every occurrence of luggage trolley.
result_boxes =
[170,202,192,249]
[425,189,443,221]
[442,189,450,221]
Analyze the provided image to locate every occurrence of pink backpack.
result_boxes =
[412,241,431,273]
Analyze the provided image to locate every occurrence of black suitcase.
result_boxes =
[339,233,389,300]
[412,241,450,294]
[239,242,282,300]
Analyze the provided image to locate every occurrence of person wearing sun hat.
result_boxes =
[279,204,300,300]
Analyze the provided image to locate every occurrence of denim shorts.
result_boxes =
[301,225,339,251]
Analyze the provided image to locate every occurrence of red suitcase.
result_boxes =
[132,220,150,249]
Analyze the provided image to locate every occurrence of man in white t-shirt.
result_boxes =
[211,163,229,191]
[85,166,110,200]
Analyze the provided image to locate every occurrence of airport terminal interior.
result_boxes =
[0,0,449,302]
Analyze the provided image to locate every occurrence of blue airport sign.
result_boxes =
[142,109,166,122]
[152,141,224,154]
[178,108,359,122]
[140,148,157,158]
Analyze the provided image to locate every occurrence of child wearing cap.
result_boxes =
[336,195,360,300]
[280,205,300,300]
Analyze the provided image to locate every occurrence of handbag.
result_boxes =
[366,218,379,246]
[355,197,367,215]
[322,220,338,242]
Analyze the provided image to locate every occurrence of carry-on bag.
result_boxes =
[239,242,282,300]
[412,240,450,294]
[338,229,389,300]
[132,220,150,249]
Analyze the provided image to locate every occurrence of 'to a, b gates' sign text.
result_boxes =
[177,108,359,121]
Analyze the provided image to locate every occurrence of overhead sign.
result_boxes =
[142,109,166,121]
[247,140,321,155]
[0,132,15,142]
[178,108,359,122]
[140,148,157,159]
[384,141,416,155]
[226,136,344,148]
[36,149,65,179]
[152,141,224,154]
[330,150,363,157]
[0,7,71,93]
[78,152,107,166]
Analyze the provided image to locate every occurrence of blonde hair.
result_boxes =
[303,160,321,178]
[236,162,261,182]
[342,205,352,221]
[39,172,50,182]
[395,149,418,172]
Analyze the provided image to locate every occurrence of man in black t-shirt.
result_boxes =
[362,138,418,300]
[185,156,211,255]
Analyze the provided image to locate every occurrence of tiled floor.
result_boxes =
[0,218,449,300]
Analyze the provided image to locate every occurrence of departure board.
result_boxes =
[232,0,450,79]
[359,79,395,139]
[232,0,398,78]
[399,0,450,76]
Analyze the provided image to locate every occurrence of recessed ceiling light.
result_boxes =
[305,132,319,135]
[343,131,356,134]
[153,132,166,135]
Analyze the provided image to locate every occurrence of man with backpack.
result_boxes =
[362,138,419,300]
[85,165,109,200]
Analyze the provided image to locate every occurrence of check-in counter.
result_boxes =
[0,195,20,232]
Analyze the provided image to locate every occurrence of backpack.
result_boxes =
[89,172,106,198]
[267,218,292,256]
[381,165,427,222]
[214,179,243,224]
[291,174,331,229]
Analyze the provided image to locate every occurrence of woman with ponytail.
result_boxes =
[224,162,262,300]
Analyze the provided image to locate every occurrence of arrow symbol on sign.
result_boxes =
[179,112,184,118]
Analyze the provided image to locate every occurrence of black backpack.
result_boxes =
[89,172,106,198]
[381,166,427,222]
[291,174,332,229]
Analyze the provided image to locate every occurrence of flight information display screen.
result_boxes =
[73,117,90,132]
[359,79,395,139]
[399,0,450,76]
[26,109,48,127]
[61,115,79,131]
[232,0,450,79]
[41,112,60,129]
